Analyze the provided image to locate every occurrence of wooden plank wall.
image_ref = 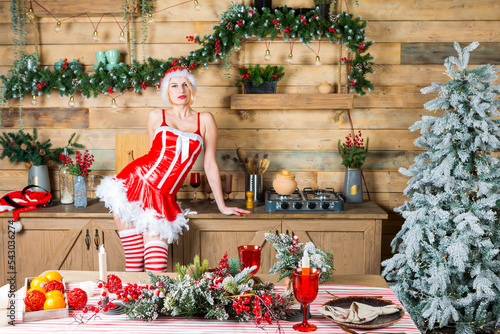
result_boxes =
[1,0,499,262]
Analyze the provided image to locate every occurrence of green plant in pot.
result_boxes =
[0,128,82,192]
[313,0,334,18]
[235,64,284,94]
[338,131,369,203]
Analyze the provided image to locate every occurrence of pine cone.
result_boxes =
[330,14,339,23]
[130,78,135,85]
[9,142,18,149]
[363,61,371,69]
[46,160,54,167]
[226,22,234,31]
[274,22,281,30]
[21,143,27,150]
[72,78,79,86]
[354,63,363,71]
[24,162,31,169]
[39,149,46,156]
[130,67,137,73]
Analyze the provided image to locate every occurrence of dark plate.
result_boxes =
[321,296,404,329]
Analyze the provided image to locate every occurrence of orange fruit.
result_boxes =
[45,290,64,299]
[28,286,46,294]
[44,295,66,310]
[44,271,62,282]
[31,276,49,290]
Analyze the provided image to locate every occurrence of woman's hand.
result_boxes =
[219,206,253,216]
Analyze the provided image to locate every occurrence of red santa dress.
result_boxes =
[96,110,203,243]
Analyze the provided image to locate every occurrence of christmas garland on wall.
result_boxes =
[0,3,374,106]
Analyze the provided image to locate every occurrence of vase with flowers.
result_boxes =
[235,64,285,94]
[338,131,369,203]
[0,128,82,192]
[59,150,95,207]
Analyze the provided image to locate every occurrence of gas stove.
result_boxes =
[265,187,344,212]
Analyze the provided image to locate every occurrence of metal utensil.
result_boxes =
[339,326,406,334]
[326,291,383,299]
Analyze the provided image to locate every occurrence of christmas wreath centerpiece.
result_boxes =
[265,233,334,283]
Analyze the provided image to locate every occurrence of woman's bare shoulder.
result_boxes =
[198,111,216,124]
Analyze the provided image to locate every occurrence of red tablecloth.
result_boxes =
[5,282,421,333]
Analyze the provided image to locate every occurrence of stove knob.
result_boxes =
[294,202,303,210]
[322,202,330,210]
[281,202,289,210]
[308,202,316,210]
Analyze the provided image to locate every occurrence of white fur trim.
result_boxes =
[96,176,189,244]
[12,221,22,233]
[160,69,197,105]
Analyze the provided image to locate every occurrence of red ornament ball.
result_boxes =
[24,289,46,311]
[45,280,65,294]
[107,274,122,293]
[67,288,88,310]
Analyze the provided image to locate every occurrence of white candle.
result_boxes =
[0,284,9,310]
[80,281,95,298]
[99,245,108,297]
[302,249,310,269]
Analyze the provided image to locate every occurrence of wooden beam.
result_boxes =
[231,94,353,110]
[401,43,500,65]
[0,108,89,128]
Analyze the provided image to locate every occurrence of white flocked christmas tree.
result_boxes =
[382,42,500,334]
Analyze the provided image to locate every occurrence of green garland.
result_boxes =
[1,3,374,103]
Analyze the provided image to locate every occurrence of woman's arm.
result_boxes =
[201,112,252,216]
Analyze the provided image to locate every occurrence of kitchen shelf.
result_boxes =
[230,93,353,110]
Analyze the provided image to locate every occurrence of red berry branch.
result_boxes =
[59,150,95,176]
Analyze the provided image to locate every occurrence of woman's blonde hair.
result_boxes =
[161,76,196,106]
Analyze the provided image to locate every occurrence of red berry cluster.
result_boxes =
[241,71,250,80]
[328,26,337,33]
[187,62,198,71]
[171,58,180,66]
[106,274,123,293]
[186,35,196,42]
[248,10,254,17]
[60,58,69,71]
[236,20,244,26]
[341,57,353,65]
[314,14,319,20]
[300,16,307,25]
[75,150,95,176]
[272,19,279,25]
[357,42,365,53]
[231,293,286,326]
[107,87,114,94]
[349,79,358,87]
[81,302,117,315]
[344,131,364,150]
[283,26,293,34]
[287,235,300,254]
[139,80,147,90]
[36,81,47,91]
[215,38,222,54]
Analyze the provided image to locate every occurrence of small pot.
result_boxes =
[318,81,333,94]
[272,170,297,196]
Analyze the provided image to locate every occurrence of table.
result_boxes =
[3,271,421,333]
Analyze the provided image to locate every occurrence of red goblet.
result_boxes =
[190,172,201,202]
[292,268,320,332]
[238,245,262,275]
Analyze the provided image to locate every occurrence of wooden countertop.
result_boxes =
[40,270,389,288]
[1,199,388,219]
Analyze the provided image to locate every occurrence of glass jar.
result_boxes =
[59,148,74,204]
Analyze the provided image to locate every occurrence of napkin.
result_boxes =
[318,301,400,324]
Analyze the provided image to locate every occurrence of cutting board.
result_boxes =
[115,134,149,173]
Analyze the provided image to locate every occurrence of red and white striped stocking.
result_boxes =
[144,240,169,272]
[118,229,145,272]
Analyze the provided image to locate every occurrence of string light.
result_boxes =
[156,85,161,94]
[92,30,99,42]
[315,55,322,66]
[118,31,126,43]
[54,21,62,33]
[68,96,75,108]
[26,8,35,20]
[194,0,202,11]
[31,95,37,106]
[286,53,293,64]
[264,49,271,61]
[233,45,241,52]
[111,98,117,109]
[147,13,155,25]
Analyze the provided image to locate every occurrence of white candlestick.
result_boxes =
[302,249,310,269]
[80,281,95,298]
[99,245,108,297]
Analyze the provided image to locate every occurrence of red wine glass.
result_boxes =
[238,245,262,275]
[190,172,201,202]
[223,173,233,201]
[292,268,320,332]
[203,175,213,202]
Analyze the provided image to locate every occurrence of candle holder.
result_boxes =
[238,245,262,275]
[292,267,320,332]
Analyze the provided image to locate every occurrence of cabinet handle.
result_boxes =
[85,229,90,250]
[275,230,279,236]
[286,229,289,236]
[94,229,99,250]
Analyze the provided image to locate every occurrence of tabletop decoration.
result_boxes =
[59,150,95,207]
[292,267,321,331]
[265,233,334,283]
[338,131,368,203]
[238,245,262,274]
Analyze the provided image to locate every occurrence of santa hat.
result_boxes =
[160,66,197,104]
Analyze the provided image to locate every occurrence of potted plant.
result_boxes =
[338,131,369,203]
[59,150,95,207]
[0,129,82,192]
[235,64,285,94]
[313,0,333,18]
